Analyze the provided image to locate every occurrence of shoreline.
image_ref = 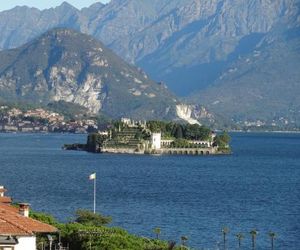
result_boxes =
[228,130,300,134]
[1,130,300,135]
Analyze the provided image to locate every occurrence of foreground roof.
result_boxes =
[0,203,57,236]
[0,197,12,203]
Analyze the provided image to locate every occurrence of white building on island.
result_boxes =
[151,133,161,149]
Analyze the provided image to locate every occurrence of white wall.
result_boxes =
[151,133,161,149]
[15,236,36,250]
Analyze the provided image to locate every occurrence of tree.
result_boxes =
[29,209,175,250]
[153,227,161,240]
[75,209,112,227]
[86,133,107,152]
[250,229,258,250]
[171,138,190,148]
[222,227,229,250]
[214,131,231,149]
[184,124,211,141]
[180,236,188,247]
[174,125,184,139]
[235,233,244,249]
[219,131,230,145]
[147,120,166,133]
[168,241,176,250]
[30,211,58,226]
[269,232,276,250]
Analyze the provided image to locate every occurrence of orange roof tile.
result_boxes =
[0,204,57,236]
[0,197,12,203]
[0,204,18,213]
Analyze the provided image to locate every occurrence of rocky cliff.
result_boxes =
[0,28,179,120]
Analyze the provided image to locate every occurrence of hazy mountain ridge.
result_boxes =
[0,0,298,94]
[190,25,300,127]
[0,0,299,128]
[0,28,180,120]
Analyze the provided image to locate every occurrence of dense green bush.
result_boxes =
[214,131,231,150]
[30,210,178,250]
[147,121,212,141]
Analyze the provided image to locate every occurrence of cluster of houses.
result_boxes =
[0,107,98,133]
[0,186,60,250]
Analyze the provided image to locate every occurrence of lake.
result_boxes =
[0,132,299,249]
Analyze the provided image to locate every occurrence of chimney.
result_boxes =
[0,186,7,197]
[19,203,30,217]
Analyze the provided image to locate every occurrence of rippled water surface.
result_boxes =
[0,132,299,249]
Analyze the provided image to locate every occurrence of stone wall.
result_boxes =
[101,146,220,155]
[153,147,218,155]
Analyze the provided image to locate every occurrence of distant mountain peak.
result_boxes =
[0,28,178,120]
[56,1,77,9]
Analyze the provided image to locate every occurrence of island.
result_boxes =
[65,118,231,155]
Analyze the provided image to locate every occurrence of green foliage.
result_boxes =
[47,101,89,120]
[147,121,165,133]
[75,209,111,226]
[174,125,184,139]
[153,227,161,239]
[31,209,179,250]
[87,133,108,152]
[134,130,143,140]
[58,223,171,250]
[214,131,231,149]
[29,211,58,226]
[184,124,211,141]
[147,121,212,141]
[171,139,190,148]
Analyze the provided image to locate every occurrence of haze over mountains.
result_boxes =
[0,0,299,127]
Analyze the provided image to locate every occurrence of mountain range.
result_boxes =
[0,28,180,120]
[190,26,300,127]
[0,0,299,127]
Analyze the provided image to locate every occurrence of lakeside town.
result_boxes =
[0,106,98,134]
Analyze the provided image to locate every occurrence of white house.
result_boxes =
[0,186,57,250]
[151,133,161,149]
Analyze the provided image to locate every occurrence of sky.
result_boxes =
[0,0,111,12]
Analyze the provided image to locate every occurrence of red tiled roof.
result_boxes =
[0,204,57,236]
[0,204,18,213]
[0,197,12,203]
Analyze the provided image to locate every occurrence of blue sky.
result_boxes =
[0,1,111,12]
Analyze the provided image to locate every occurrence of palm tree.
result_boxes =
[222,227,229,250]
[250,229,258,250]
[236,233,244,249]
[269,232,276,250]
[181,236,188,247]
[153,227,161,240]
[168,241,176,250]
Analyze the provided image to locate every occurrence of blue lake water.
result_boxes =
[0,132,299,249]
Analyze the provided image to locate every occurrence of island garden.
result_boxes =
[65,119,231,155]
